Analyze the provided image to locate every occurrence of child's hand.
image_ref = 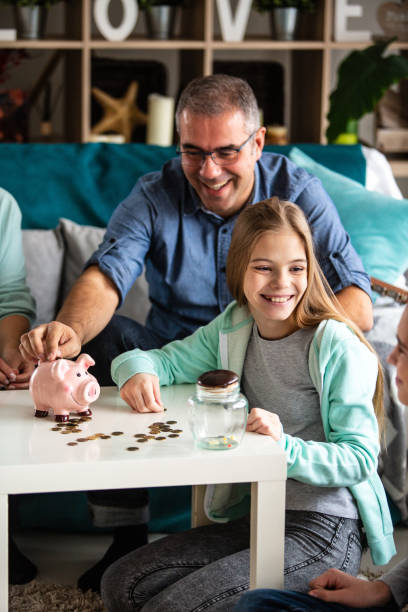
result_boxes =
[120,373,164,413]
[246,407,282,440]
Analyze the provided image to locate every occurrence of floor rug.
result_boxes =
[9,581,106,611]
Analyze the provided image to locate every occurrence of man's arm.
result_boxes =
[335,285,373,332]
[19,265,119,362]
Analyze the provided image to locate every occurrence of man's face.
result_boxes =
[178,109,265,218]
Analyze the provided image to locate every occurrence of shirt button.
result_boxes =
[221,227,228,234]
[109,237,116,244]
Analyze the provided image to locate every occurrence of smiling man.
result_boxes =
[19,74,373,593]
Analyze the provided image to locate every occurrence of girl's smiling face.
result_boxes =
[388,306,408,405]
[243,230,308,340]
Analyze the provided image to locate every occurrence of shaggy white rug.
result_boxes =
[9,581,106,611]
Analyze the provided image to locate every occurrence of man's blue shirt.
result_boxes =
[87,153,371,341]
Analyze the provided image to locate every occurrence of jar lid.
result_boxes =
[197,370,239,394]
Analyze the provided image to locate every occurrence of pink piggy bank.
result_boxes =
[30,354,100,422]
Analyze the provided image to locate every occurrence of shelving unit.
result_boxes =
[0,0,408,177]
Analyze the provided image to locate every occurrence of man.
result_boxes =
[19,75,373,593]
[233,304,408,612]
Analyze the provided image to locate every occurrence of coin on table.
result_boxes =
[51,427,60,431]
[155,436,166,441]
[67,442,78,446]
[126,447,139,451]
[135,433,147,438]
[71,428,82,433]
[111,431,124,436]
[60,430,71,435]
[172,429,183,433]
[166,420,177,424]
[87,435,98,440]
[77,438,89,442]
[100,435,111,439]
[168,434,179,438]
[136,439,148,443]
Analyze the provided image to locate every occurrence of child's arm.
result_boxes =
[281,339,380,488]
[111,314,223,405]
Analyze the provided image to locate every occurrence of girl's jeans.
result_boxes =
[101,510,363,612]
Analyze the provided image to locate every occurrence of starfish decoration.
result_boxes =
[91,81,148,143]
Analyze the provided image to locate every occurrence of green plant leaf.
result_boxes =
[326,39,408,143]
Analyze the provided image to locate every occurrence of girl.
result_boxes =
[102,197,395,612]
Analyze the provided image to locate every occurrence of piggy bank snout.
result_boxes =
[81,378,100,403]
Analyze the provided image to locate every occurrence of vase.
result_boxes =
[145,5,178,40]
[270,7,299,41]
[13,5,47,40]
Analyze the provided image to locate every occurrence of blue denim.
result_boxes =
[101,511,363,611]
[233,589,399,612]
[87,155,371,342]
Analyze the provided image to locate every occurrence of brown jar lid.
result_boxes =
[197,370,239,388]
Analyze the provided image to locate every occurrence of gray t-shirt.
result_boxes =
[242,323,358,519]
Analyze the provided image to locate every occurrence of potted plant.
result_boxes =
[253,0,316,41]
[138,0,185,40]
[0,0,64,39]
[326,38,408,144]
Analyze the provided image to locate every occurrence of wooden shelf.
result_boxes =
[0,0,406,179]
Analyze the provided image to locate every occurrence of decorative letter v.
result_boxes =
[216,0,252,42]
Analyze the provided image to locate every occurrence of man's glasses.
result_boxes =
[177,131,257,167]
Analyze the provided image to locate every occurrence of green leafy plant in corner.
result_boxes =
[327,38,408,143]
[253,0,316,11]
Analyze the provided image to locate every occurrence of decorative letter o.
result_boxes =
[94,0,138,42]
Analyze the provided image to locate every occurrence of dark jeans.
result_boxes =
[84,314,171,527]
[101,511,363,611]
[233,589,400,612]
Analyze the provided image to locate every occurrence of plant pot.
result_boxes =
[334,119,358,145]
[13,5,47,40]
[145,5,178,40]
[270,7,299,41]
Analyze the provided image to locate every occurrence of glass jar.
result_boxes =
[189,370,248,450]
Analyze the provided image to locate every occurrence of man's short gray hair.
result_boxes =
[175,74,260,134]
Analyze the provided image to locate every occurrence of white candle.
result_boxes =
[146,94,175,147]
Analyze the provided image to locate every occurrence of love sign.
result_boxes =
[94,0,138,41]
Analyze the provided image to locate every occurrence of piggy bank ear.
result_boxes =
[51,359,70,380]
[76,354,95,369]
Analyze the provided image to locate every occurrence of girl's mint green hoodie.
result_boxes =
[112,302,396,566]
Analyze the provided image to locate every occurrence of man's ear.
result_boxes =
[254,127,266,161]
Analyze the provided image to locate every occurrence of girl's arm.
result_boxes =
[111,312,223,390]
[280,340,380,487]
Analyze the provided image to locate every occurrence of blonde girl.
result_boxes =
[102,197,395,612]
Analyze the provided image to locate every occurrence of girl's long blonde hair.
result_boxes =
[226,197,383,429]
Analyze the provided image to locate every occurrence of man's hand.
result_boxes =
[309,568,392,608]
[120,373,164,413]
[246,407,282,440]
[19,321,82,363]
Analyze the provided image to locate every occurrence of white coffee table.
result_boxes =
[0,385,286,609]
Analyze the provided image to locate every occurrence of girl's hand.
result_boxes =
[246,407,282,440]
[120,372,164,413]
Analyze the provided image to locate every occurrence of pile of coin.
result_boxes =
[49,417,183,450]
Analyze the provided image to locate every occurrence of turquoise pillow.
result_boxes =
[288,147,408,284]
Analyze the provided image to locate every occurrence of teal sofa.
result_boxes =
[0,142,388,534]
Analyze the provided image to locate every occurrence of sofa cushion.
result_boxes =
[58,218,150,325]
[288,147,408,285]
[22,228,64,326]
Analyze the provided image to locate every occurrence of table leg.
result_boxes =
[250,480,285,589]
[0,494,8,611]
[191,485,213,527]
